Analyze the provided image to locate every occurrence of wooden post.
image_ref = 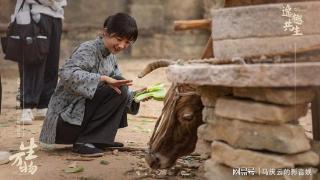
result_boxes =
[201,37,214,59]
[312,88,320,140]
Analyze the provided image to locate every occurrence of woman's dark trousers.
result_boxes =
[55,79,129,145]
[18,14,62,109]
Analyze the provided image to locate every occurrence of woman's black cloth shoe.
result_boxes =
[72,144,104,157]
[93,142,124,150]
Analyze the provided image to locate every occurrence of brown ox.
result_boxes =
[138,60,204,169]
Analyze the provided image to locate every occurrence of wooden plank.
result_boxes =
[312,88,320,140]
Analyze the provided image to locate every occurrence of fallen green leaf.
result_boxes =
[79,176,101,180]
[0,124,9,127]
[100,160,109,165]
[141,119,153,123]
[64,166,84,173]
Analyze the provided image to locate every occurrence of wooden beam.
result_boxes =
[174,19,211,31]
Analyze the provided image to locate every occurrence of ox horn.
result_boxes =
[138,59,174,78]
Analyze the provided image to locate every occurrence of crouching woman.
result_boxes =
[40,13,147,157]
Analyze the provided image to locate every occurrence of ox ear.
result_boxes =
[182,113,194,121]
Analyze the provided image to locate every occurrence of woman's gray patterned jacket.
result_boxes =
[40,36,139,144]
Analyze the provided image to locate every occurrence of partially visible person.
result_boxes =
[0,75,2,114]
[11,0,67,124]
[40,13,150,157]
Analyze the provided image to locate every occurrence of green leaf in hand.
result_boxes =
[134,89,166,102]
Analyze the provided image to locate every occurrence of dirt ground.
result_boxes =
[0,59,314,180]
[0,59,210,180]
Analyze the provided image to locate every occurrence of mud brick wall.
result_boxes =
[128,0,209,59]
[0,0,214,60]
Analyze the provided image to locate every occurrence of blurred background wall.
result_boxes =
[0,0,212,60]
[0,0,311,60]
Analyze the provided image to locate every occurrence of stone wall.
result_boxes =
[167,1,320,179]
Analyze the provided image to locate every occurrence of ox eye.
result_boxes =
[182,113,193,121]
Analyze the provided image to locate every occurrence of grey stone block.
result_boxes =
[213,35,320,59]
[199,114,311,154]
[210,141,319,169]
[212,1,320,40]
[233,87,315,105]
[166,62,320,87]
[215,97,308,124]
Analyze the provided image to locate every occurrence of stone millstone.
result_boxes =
[204,160,315,180]
[210,141,319,169]
[166,63,320,87]
[233,87,315,105]
[198,114,311,154]
[0,151,11,165]
[215,97,308,124]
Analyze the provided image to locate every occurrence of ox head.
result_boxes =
[138,60,204,169]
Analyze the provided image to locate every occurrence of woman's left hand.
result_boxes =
[101,75,133,94]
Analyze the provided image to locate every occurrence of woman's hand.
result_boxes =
[100,75,133,94]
